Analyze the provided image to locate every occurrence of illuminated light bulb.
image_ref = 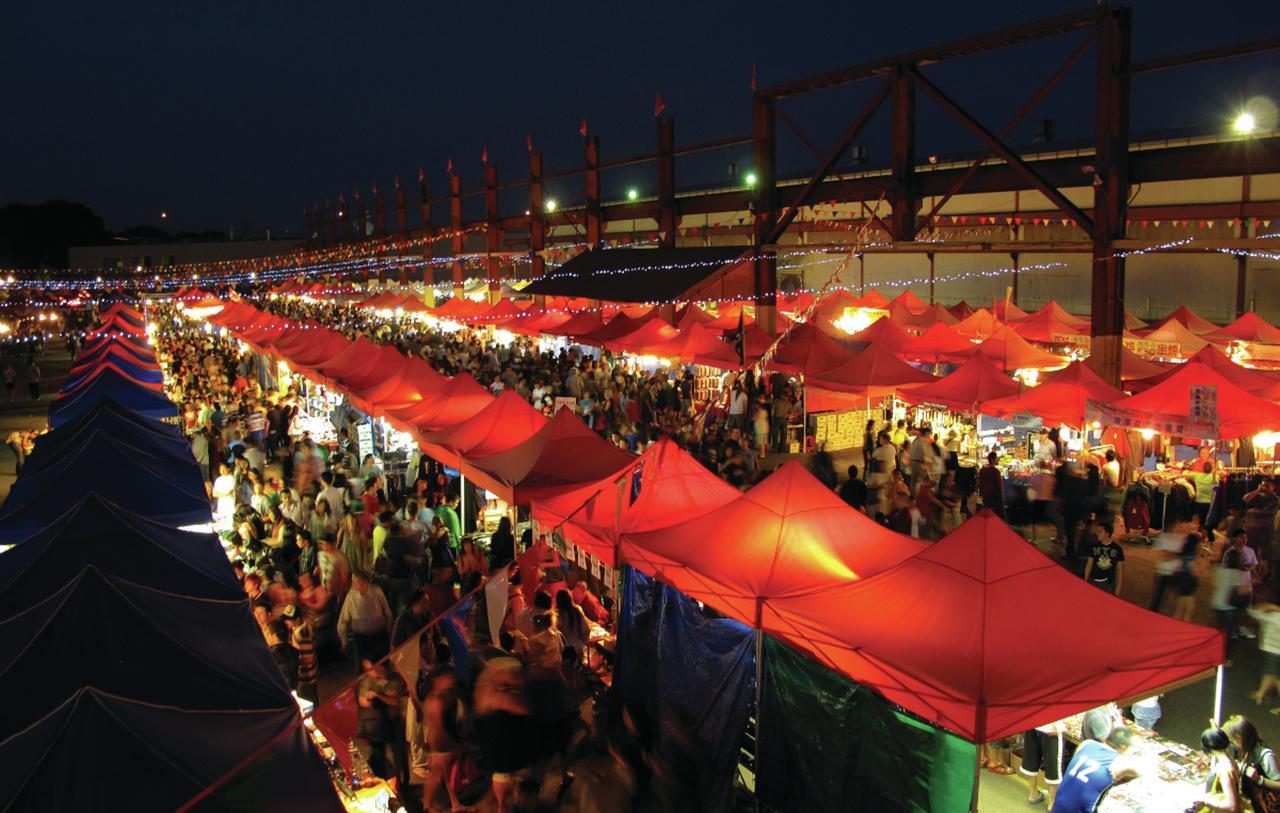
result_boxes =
[545,199,557,213]
[1234,111,1257,135]
[745,172,758,187]
[627,188,638,201]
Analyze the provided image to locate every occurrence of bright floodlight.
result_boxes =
[545,199,557,212]
[745,172,758,186]
[627,188,638,201]
[1235,111,1257,134]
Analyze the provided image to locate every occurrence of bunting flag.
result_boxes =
[579,115,588,138]
[481,146,489,163]
[526,132,534,152]
[654,91,666,118]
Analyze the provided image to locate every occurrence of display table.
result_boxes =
[1058,718,1205,812]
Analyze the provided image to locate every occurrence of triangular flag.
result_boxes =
[446,157,454,174]
[418,166,425,184]
[481,145,488,163]
[750,64,757,92]
[654,91,665,117]
[579,115,588,137]
[394,176,401,190]
[371,183,379,197]
[526,132,533,152]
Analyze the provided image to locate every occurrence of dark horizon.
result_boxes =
[3,1,1274,237]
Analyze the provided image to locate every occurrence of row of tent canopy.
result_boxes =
[208,294,1226,744]
[209,300,637,507]
[532,436,1224,744]
[0,302,339,811]
[213,293,1280,441]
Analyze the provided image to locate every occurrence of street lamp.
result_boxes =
[627,188,638,201]
[745,172,758,187]
[545,199,558,213]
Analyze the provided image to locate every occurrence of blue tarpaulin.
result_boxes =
[615,567,756,813]
[49,372,179,427]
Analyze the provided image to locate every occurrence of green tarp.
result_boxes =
[757,636,976,813]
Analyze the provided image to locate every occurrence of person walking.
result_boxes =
[26,357,40,400]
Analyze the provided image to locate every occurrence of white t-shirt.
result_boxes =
[318,486,345,520]
[729,390,748,416]
[1153,533,1185,576]
[1237,545,1259,594]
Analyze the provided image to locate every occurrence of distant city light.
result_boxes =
[1234,111,1257,135]
[627,188,638,201]
[745,172,758,187]
[545,199,557,212]
[160,211,168,219]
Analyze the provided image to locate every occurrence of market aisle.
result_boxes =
[0,341,70,503]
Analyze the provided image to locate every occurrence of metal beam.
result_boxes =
[764,79,891,245]
[909,65,1095,235]
[758,7,1104,99]
[921,32,1095,230]
[1127,35,1280,75]
[449,172,463,293]
[753,97,778,331]
[890,65,918,241]
[585,136,603,248]
[528,150,545,278]
[485,162,501,302]
[656,118,676,246]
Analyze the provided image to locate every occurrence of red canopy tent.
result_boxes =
[577,313,647,346]
[349,356,447,416]
[531,437,740,566]
[887,290,928,314]
[741,322,782,361]
[991,299,1029,322]
[761,511,1224,743]
[281,331,353,369]
[463,409,636,506]
[1137,318,1211,357]
[766,323,858,377]
[899,355,1020,413]
[397,296,433,314]
[472,298,525,325]
[1128,345,1280,395]
[327,344,406,394]
[890,302,958,330]
[975,325,1068,371]
[541,311,605,338]
[384,373,493,435]
[1009,307,1088,344]
[650,323,744,369]
[859,289,891,309]
[418,389,546,463]
[308,337,381,384]
[1153,305,1220,336]
[705,303,753,331]
[1113,362,1280,439]
[620,461,926,626]
[358,290,403,310]
[507,308,573,336]
[606,319,683,355]
[806,342,936,397]
[952,307,1002,341]
[1119,346,1170,382]
[845,317,916,354]
[675,305,716,329]
[811,290,867,326]
[1012,300,1088,329]
[902,323,979,365]
[1125,310,1148,330]
[431,297,487,322]
[984,361,1126,428]
[777,291,815,315]
[947,300,976,321]
[1211,311,1280,345]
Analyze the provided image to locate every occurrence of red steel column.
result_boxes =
[395,179,407,239]
[450,172,464,295]
[337,195,350,243]
[890,63,918,242]
[355,192,366,241]
[485,162,501,302]
[373,186,387,237]
[752,97,778,333]
[656,118,676,247]
[528,150,545,278]
[585,136,603,248]
[419,172,432,286]
[1088,8,1132,388]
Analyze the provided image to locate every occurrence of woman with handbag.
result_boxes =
[1224,715,1280,813]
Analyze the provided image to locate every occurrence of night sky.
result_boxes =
[2,1,1273,237]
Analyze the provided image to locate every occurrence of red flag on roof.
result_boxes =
[446,157,454,174]
[481,146,488,164]
[526,133,533,152]
[579,115,588,137]
[750,64,757,92]
[654,92,665,117]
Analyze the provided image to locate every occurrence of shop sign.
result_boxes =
[356,423,374,460]
[553,396,578,414]
[1050,333,1091,349]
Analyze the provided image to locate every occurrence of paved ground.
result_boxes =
[0,340,70,497]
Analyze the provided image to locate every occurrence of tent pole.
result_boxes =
[754,597,765,813]
[970,745,982,813]
[460,471,468,542]
[1214,663,1225,726]
[801,373,807,454]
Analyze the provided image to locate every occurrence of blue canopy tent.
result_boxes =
[63,355,165,389]
[27,399,189,465]
[48,370,179,427]
[20,426,199,482]
[69,337,158,370]
[0,688,339,813]
[0,494,236,599]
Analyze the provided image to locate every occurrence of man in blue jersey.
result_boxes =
[1051,726,1141,813]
